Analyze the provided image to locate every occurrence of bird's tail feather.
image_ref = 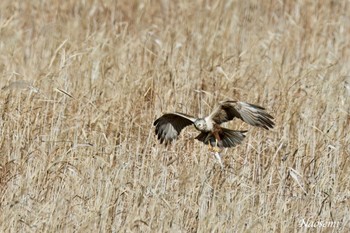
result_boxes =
[195,128,247,148]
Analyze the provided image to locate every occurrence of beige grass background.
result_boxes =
[0,0,349,232]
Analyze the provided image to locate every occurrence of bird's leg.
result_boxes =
[212,132,223,153]
[206,132,224,168]
[212,143,222,153]
[208,140,221,152]
[208,143,213,151]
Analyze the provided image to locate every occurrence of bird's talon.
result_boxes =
[208,144,212,152]
[208,143,222,153]
[213,146,222,153]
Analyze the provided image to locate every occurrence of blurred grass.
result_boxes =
[0,0,349,232]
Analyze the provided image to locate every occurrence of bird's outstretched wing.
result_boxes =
[153,112,196,144]
[208,100,275,129]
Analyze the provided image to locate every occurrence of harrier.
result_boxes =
[153,100,274,151]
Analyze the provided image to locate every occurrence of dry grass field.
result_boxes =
[0,0,349,232]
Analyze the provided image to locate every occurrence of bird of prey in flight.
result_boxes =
[153,100,274,152]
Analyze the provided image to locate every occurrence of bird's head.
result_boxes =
[194,118,207,131]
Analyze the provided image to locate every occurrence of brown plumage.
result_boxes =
[154,100,275,148]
